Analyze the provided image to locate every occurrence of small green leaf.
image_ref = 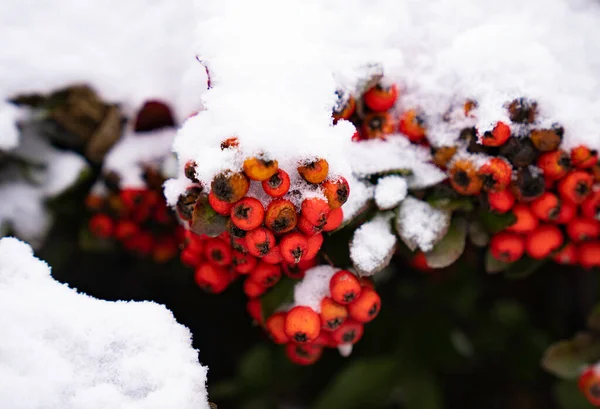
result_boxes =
[191,195,228,237]
[313,357,397,409]
[424,218,467,268]
[485,248,512,274]
[542,333,600,379]
[478,210,517,234]
[261,277,296,320]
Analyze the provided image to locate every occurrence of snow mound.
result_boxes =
[350,214,397,276]
[293,265,339,312]
[375,175,408,210]
[396,197,451,252]
[0,237,210,409]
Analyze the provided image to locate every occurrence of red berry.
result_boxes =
[363,83,398,112]
[331,320,364,345]
[571,146,598,169]
[284,306,321,343]
[506,204,539,234]
[232,250,258,274]
[114,220,138,241]
[304,233,323,261]
[330,270,362,304]
[479,158,512,191]
[246,298,263,323]
[195,263,231,294]
[567,218,600,242]
[525,225,564,259]
[262,169,291,198]
[323,207,343,232]
[320,297,348,331]
[578,366,600,406]
[208,191,234,215]
[481,121,511,147]
[398,109,426,143]
[89,214,114,238]
[282,258,317,279]
[582,191,600,220]
[249,262,282,287]
[347,287,381,323]
[297,216,323,236]
[265,199,298,234]
[558,171,593,204]
[578,242,600,269]
[261,245,283,264]
[279,232,309,264]
[530,192,561,221]
[230,197,265,231]
[553,243,578,265]
[245,227,276,257]
[243,278,267,298]
[265,312,289,344]
[180,245,204,268]
[321,176,350,209]
[537,150,570,181]
[488,189,515,214]
[301,197,330,227]
[554,200,577,224]
[204,238,233,267]
[285,343,323,365]
[490,232,525,263]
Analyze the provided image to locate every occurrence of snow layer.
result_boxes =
[396,197,451,252]
[350,214,397,276]
[293,265,339,312]
[0,237,210,409]
[375,176,408,210]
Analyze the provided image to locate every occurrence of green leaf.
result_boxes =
[485,248,512,274]
[478,210,517,234]
[261,277,296,320]
[542,333,600,379]
[555,380,595,409]
[424,218,467,268]
[313,357,397,409]
[191,194,228,237]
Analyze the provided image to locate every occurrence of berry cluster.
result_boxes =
[86,167,182,262]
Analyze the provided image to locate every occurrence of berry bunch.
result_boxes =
[86,167,182,262]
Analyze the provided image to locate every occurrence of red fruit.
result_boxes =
[152,236,179,263]
[285,343,323,365]
[266,312,289,344]
[330,270,362,304]
[232,250,258,274]
[537,150,570,181]
[331,320,364,345]
[488,189,515,214]
[582,191,600,220]
[490,232,525,263]
[347,287,381,323]
[553,243,578,265]
[297,159,329,184]
[123,232,154,256]
[312,331,337,348]
[410,251,433,272]
[525,225,564,259]
[245,227,276,257]
[323,207,343,232]
[89,214,114,238]
[554,200,577,224]
[578,242,600,269]
[243,157,279,182]
[180,245,204,268]
[301,197,330,227]
[304,233,323,261]
[261,245,283,264]
[120,188,157,213]
[211,172,250,204]
[246,298,263,323]
[85,194,105,211]
[204,238,233,267]
[398,109,426,143]
[262,169,291,198]
[243,278,267,298]
[481,121,511,147]
[449,159,483,196]
[320,297,348,331]
[506,204,539,234]
[250,262,282,287]
[530,192,561,221]
[571,146,598,169]
[359,277,375,289]
[362,112,395,140]
[208,191,234,215]
[284,306,321,343]
[265,199,298,234]
[567,218,600,242]
[279,232,309,264]
[479,158,512,191]
[321,177,350,209]
[134,100,175,132]
[282,258,317,279]
[558,171,593,204]
[194,263,231,294]
[231,236,249,254]
[114,220,138,241]
[231,197,265,231]
[332,92,356,122]
[578,366,600,406]
[297,216,323,236]
[363,83,398,112]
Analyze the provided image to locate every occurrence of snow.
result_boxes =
[293,265,339,312]
[0,237,210,409]
[396,197,451,252]
[350,214,397,276]
[375,176,408,210]
[0,102,20,150]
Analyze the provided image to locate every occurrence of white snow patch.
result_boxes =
[0,102,20,150]
[375,176,408,210]
[337,343,353,358]
[396,197,451,252]
[0,237,210,409]
[293,265,339,312]
[350,214,397,276]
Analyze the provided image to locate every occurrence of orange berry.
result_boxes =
[530,126,564,152]
[571,146,598,169]
[320,297,348,331]
[361,112,395,140]
[530,192,561,222]
[284,306,321,343]
[478,158,512,191]
[265,199,298,234]
[582,191,600,220]
[262,169,290,198]
[232,250,258,274]
[245,227,276,257]
[261,245,283,264]
[321,176,350,209]
[558,171,593,204]
[506,204,539,234]
[554,200,577,224]
[525,225,563,259]
[537,150,570,181]
[304,233,323,261]
[578,242,600,269]
[567,218,600,242]
[297,216,323,236]
[231,197,265,231]
[330,270,362,304]
[89,214,114,238]
[250,262,282,287]
[553,242,578,265]
[246,298,263,323]
[204,238,233,267]
[195,263,231,294]
[333,92,356,122]
[481,121,511,147]
[578,367,600,406]
[280,232,309,264]
[285,343,323,365]
[243,157,279,181]
[490,232,525,263]
[208,190,234,215]
[211,172,250,203]
[323,207,343,232]
[301,197,330,227]
[114,220,138,241]
[123,231,154,256]
[282,258,317,279]
[298,158,329,184]
[449,159,483,196]
[432,146,458,169]
[243,278,267,298]
[487,189,516,214]
[180,245,203,268]
[398,109,427,143]
[363,83,398,112]
[266,312,289,344]
[347,287,381,323]
[331,320,364,345]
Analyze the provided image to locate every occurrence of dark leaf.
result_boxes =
[478,209,517,234]
[191,195,228,237]
[424,218,467,269]
[261,277,295,320]
[542,333,600,379]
